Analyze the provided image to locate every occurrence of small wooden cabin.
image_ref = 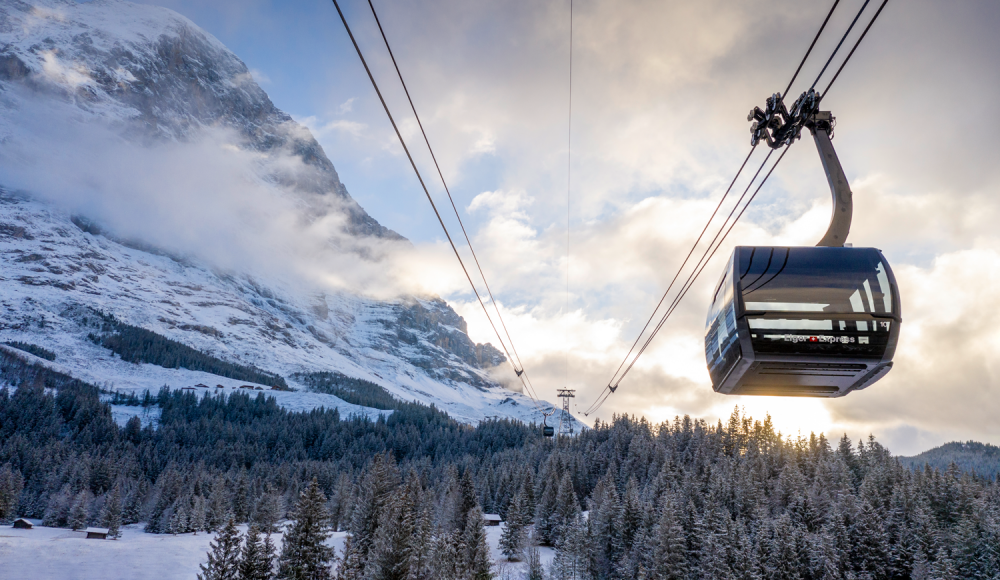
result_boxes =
[85,527,109,539]
[483,514,502,527]
[12,518,33,529]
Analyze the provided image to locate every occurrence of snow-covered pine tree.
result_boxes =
[190,495,207,534]
[101,485,123,539]
[552,472,580,547]
[239,524,275,580]
[277,478,335,580]
[929,546,958,580]
[463,507,493,580]
[234,473,252,523]
[525,544,544,580]
[650,499,688,580]
[69,489,91,530]
[533,475,558,545]
[500,489,527,561]
[123,483,145,526]
[170,500,189,535]
[334,536,363,580]
[199,518,243,580]
[364,480,415,579]
[0,464,23,523]
[406,485,435,579]
[550,514,588,580]
[206,479,231,532]
[254,491,283,535]
[428,531,465,580]
[346,452,400,561]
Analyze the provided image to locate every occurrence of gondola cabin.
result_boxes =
[705,246,900,397]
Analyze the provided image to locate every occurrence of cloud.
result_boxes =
[20,0,1000,452]
[0,84,448,302]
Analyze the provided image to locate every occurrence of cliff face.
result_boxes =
[0,0,555,425]
[0,0,394,238]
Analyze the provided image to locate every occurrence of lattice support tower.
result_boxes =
[556,389,576,435]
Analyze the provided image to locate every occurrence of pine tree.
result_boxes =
[500,490,527,561]
[335,536,364,580]
[240,524,275,580]
[170,501,189,535]
[365,482,416,580]
[69,489,91,531]
[123,485,144,525]
[0,464,24,523]
[651,500,688,580]
[278,479,335,580]
[206,480,231,532]
[191,496,208,534]
[406,490,435,580]
[101,485,123,539]
[929,547,957,580]
[463,507,493,580]
[551,514,588,580]
[526,544,544,580]
[254,492,283,535]
[199,518,243,580]
[552,472,580,547]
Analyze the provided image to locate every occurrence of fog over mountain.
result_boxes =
[0,0,569,426]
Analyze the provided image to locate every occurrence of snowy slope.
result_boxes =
[0,521,554,580]
[0,0,574,428]
[0,191,556,424]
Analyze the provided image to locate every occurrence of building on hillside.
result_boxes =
[483,514,502,526]
[12,518,33,529]
[85,527,109,539]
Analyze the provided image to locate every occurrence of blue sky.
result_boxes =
[68,0,1000,453]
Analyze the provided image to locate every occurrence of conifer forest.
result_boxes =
[2,354,1000,579]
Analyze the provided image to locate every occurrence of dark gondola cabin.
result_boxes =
[705,246,900,397]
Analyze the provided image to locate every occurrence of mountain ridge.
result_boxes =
[0,0,569,428]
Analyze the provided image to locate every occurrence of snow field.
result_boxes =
[0,521,553,580]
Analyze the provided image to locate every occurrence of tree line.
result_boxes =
[1,354,999,578]
[85,310,288,388]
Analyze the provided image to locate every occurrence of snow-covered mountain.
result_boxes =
[0,0,568,427]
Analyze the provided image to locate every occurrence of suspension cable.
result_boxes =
[583,0,884,416]
[584,146,772,415]
[364,0,532,381]
[784,0,841,98]
[612,147,790,392]
[821,0,890,97]
[603,146,757,391]
[329,0,545,410]
[585,145,792,415]
[810,0,872,91]
[562,0,574,431]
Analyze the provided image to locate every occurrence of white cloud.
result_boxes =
[338,97,356,114]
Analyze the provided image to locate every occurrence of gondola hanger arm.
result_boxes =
[749,89,852,247]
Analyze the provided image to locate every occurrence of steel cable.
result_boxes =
[586,145,792,415]
[810,0,872,91]
[330,0,546,412]
[822,0,890,97]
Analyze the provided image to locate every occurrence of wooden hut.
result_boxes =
[483,514,502,527]
[12,518,33,529]
[85,527,109,539]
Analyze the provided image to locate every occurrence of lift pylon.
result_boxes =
[556,389,576,436]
